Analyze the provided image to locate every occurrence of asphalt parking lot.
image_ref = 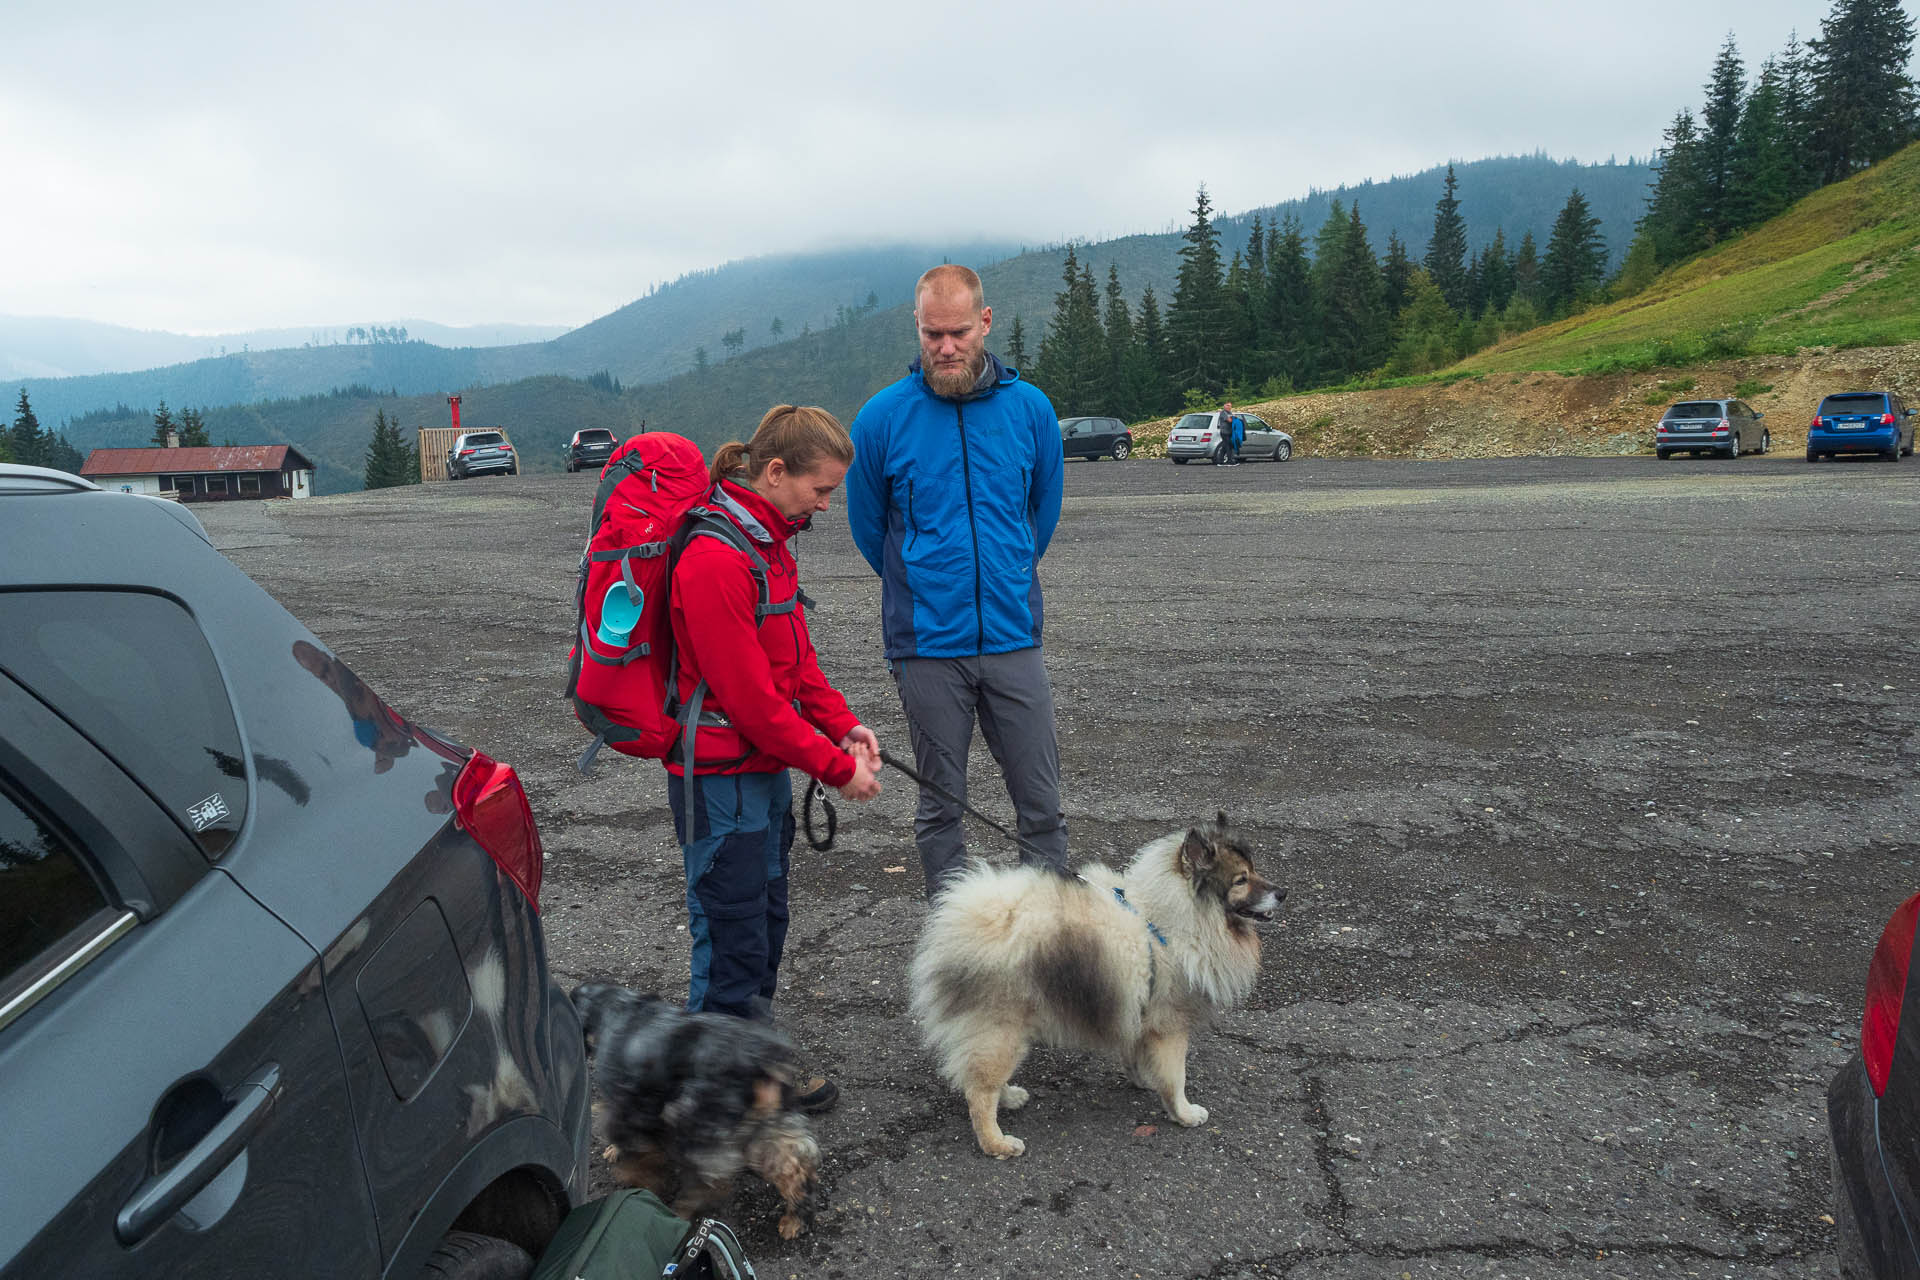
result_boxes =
[202,453,1920,1279]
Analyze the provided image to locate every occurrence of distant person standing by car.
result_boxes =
[667,405,882,1107]
[1230,410,1246,465]
[1214,402,1238,465]
[847,264,1069,897]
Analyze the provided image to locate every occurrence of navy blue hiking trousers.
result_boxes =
[666,769,795,1020]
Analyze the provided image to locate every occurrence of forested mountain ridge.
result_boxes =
[22,157,1647,436]
[12,242,1020,430]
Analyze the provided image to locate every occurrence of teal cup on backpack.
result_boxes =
[596,584,644,648]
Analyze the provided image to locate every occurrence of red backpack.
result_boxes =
[565,433,781,773]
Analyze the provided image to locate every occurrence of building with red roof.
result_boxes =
[80,442,317,502]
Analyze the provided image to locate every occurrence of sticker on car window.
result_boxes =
[186,793,232,832]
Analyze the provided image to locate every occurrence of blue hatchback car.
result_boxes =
[0,465,589,1279]
[1808,391,1916,462]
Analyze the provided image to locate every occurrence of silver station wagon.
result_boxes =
[1165,412,1294,464]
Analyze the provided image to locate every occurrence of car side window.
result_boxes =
[0,591,248,856]
[0,782,115,1002]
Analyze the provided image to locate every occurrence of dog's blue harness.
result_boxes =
[1107,885,1169,1000]
[1109,887,1168,947]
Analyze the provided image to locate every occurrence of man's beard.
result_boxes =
[925,349,986,397]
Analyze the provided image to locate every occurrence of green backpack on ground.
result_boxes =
[530,1188,755,1280]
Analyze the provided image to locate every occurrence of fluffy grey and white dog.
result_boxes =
[910,814,1283,1158]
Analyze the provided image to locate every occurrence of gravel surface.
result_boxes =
[201,453,1920,1279]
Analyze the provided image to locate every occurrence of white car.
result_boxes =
[1165,412,1294,464]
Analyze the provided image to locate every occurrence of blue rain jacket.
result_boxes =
[847,354,1064,659]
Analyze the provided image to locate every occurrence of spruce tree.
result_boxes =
[1511,231,1543,308]
[365,409,405,489]
[1779,31,1822,197]
[1698,34,1747,241]
[1069,260,1108,415]
[1101,265,1136,420]
[1165,184,1233,395]
[1480,229,1515,315]
[1005,315,1031,372]
[1464,249,1489,320]
[43,432,84,474]
[1423,165,1470,313]
[1343,205,1390,372]
[150,401,176,446]
[1238,217,1268,379]
[1264,216,1315,387]
[1312,202,1387,381]
[1134,285,1174,416]
[179,406,210,448]
[1731,58,1799,229]
[1641,110,1709,267]
[1381,232,1415,321]
[1032,245,1079,398]
[1808,0,1919,182]
[1033,246,1106,416]
[1222,250,1259,383]
[1540,189,1608,316]
[12,389,46,467]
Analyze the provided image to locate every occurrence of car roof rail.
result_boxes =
[0,464,102,495]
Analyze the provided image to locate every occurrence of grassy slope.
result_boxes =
[1462,142,1920,374]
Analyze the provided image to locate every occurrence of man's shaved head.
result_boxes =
[915,264,985,312]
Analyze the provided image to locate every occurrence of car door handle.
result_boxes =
[115,1064,283,1245]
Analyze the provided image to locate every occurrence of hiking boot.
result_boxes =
[793,1076,839,1114]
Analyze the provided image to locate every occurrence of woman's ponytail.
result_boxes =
[709,441,752,483]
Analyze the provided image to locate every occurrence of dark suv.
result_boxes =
[1808,391,1916,462]
[0,464,588,1279]
[447,430,519,479]
[565,429,618,473]
[1060,416,1133,461]
[1655,399,1768,459]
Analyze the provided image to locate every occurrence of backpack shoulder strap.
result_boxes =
[678,506,783,620]
[589,452,651,532]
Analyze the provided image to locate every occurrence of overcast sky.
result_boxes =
[4,0,1907,334]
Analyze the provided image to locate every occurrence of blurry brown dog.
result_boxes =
[572,983,819,1238]
[909,814,1283,1158]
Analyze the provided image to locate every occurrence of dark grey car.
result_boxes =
[448,430,518,479]
[1060,416,1133,461]
[0,465,588,1279]
[565,428,617,473]
[1655,398,1769,459]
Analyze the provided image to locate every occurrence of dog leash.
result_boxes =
[801,747,1060,866]
[801,779,837,852]
[877,747,1070,868]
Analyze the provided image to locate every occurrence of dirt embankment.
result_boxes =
[1133,341,1920,459]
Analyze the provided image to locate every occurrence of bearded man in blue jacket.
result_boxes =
[847,264,1068,896]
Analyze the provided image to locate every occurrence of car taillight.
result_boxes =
[1883,412,1897,426]
[452,750,544,909]
[1718,418,1730,430]
[1863,891,1920,1096]
[460,448,476,456]
[1812,417,1825,429]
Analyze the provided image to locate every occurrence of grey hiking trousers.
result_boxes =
[892,647,1068,897]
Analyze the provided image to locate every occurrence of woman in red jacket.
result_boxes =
[667,405,881,1103]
